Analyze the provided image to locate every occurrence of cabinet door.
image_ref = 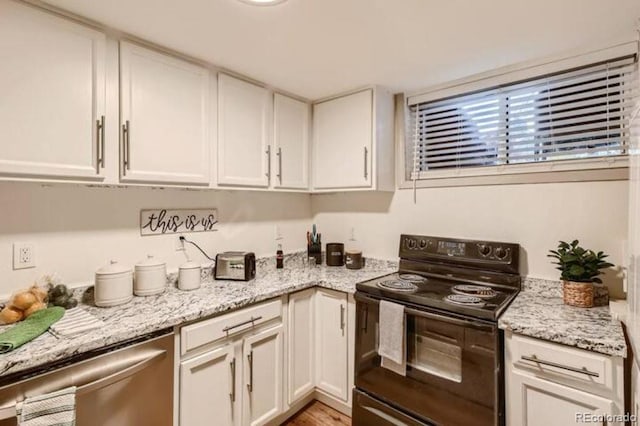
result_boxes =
[287,289,315,404]
[0,0,106,180]
[180,344,239,426]
[120,41,210,185]
[312,90,373,189]
[273,94,309,189]
[243,325,284,426]
[315,289,348,401]
[507,370,616,426]
[218,74,270,187]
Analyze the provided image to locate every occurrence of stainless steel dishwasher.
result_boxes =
[0,330,173,426]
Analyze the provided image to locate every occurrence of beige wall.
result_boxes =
[0,180,628,298]
[311,180,628,296]
[0,182,311,297]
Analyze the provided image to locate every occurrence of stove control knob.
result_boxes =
[478,244,492,257]
[419,239,427,248]
[407,239,417,249]
[494,247,509,260]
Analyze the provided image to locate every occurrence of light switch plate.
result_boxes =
[13,242,35,270]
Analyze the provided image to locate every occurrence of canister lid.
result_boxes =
[96,260,131,275]
[136,255,165,268]
[179,261,201,270]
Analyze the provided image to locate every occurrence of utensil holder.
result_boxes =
[307,242,322,265]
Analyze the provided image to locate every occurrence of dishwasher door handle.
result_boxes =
[77,349,166,395]
[0,348,167,420]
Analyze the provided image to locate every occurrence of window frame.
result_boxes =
[397,41,637,189]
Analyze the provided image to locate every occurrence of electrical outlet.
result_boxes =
[13,243,35,270]
[350,227,356,241]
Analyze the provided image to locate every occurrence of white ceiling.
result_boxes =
[44,0,640,100]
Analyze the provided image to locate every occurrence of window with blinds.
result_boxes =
[409,56,638,178]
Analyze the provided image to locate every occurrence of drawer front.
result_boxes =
[509,334,614,391]
[181,298,282,355]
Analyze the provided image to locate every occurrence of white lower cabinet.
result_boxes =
[509,369,614,426]
[179,289,354,426]
[287,289,315,404]
[506,332,624,426]
[315,288,349,401]
[242,325,284,426]
[179,299,284,426]
[180,344,239,426]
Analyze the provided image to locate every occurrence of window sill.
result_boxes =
[398,161,628,189]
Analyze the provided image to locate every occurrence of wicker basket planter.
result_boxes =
[563,281,594,307]
[563,281,610,308]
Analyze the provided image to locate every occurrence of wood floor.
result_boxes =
[282,401,351,425]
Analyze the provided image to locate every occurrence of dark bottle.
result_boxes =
[276,244,284,269]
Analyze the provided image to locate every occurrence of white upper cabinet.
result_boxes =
[119,42,210,185]
[273,94,309,190]
[0,0,106,180]
[217,74,270,187]
[312,88,394,191]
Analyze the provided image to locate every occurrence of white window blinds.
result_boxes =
[409,56,638,178]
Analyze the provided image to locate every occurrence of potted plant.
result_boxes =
[548,240,613,308]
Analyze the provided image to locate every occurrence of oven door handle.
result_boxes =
[404,307,494,331]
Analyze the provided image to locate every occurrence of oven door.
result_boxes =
[354,292,502,426]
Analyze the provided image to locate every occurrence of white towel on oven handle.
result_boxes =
[379,300,404,363]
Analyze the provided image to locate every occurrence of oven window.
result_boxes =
[408,333,462,383]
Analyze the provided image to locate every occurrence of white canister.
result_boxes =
[95,260,134,307]
[134,255,167,296]
[179,261,201,291]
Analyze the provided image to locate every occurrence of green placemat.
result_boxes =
[0,307,65,353]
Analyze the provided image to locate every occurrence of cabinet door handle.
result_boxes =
[96,115,105,172]
[276,147,282,184]
[340,304,345,331]
[520,355,599,377]
[265,145,271,179]
[247,351,253,393]
[122,120,131,172]
[229,358,236,402]
[363,147,369,179]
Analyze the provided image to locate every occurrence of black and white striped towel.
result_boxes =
[16,386,76,426]
[49,308,104,339]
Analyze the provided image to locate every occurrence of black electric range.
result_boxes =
[353,234,521,426]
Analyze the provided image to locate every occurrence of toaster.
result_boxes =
[214,252,256,281]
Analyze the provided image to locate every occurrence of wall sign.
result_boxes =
[140,208,218,236]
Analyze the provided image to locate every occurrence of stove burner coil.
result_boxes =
[398,274,427,284]
[444,294,485,306]
[377,280,418,292]
[452,285,497,299]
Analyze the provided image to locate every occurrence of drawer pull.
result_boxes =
[521,355,599,378]
[222,316,263,333]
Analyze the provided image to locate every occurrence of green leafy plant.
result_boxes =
[548,240,613,283]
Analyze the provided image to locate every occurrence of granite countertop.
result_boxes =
[0,253,397,379]
[499,278,628,358]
